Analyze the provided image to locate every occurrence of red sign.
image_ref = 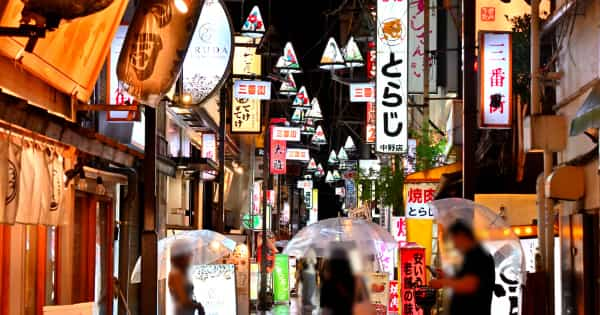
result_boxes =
[234,80,272,100]
[480,7,496,22]
[366,40,376,144]
[400,245,427,315]
[271,126,301,142]
[270,127,287,175]
[388,280,399,313]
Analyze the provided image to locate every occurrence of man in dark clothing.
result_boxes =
[430,220,495,315]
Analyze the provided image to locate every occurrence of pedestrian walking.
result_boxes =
[168,240,205,315]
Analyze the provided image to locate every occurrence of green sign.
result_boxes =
[273,254,290,302]
[242,214,262,230]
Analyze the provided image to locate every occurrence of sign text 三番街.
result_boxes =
[480,32,512,128]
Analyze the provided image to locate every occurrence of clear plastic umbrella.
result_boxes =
[283,217,397,258]
[130,230,237,283]
[429,198,526,312]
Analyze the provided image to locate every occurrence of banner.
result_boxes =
[270,130,287,175]
[408,0,438,93]
[376,0,409,153]
[310,189,319,224]
[190,264,237,315]
[272,127,301,142]
[273,254,290,302]
[388,280,400,313]
[480,32,512,128]
[400,245,427,315]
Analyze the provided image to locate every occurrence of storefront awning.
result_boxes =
[570,83,600,136]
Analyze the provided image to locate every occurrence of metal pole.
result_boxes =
[217,86,227,233]
[141,105,158,315]
[461,0,476,200]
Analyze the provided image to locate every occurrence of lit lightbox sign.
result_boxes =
[285,148,310,161]
[234,80,271,100]
[271,126,301,142]
[350,83,375,102]
[376,0,409,153]
[479,32,512,128]
[182,0,233,105]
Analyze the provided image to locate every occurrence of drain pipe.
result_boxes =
[532,0,555,313]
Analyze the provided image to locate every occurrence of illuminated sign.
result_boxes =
[285,148,310,161]
[182,0,233,105]
[408,0,438,93]
[480,32,512,128]
[350,83,375,102]
[234,80,271,100]
[273,254,290,302]
[376,0,409,153]
[270,130,287,175]
[366,40,376,144]
[232,96,261,133]
[405,182,437,219]
[201,134,216,161]
[400,245,427,315]
[310,189,318,225]
[366,273,389,313]
[391,216,408,242]
[296,180,313,191]
[233,36,262,76]
[388,280,399,313]
[108,25,137,121]
[271,127,301,142]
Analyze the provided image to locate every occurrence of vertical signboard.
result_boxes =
[190,264,237,315]
[310,189,319,224]
[270,128,287,175]
[250,262,259,300]
[366,41,377,143]
[108,25,137,121]
[201,134,217,161]
[391,216,408,243]
[408,0,438,93]
[480,32,512,128]
[376,0,409,153]
[400,245,427,315]
[273,254,290,303]
[388,280,400,314]
[366,273,390,313]
[232,97,261,133]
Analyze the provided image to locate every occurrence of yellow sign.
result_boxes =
[232,95,261,133]
[233,36,262,76]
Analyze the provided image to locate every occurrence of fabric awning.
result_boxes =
[570,83,600,136]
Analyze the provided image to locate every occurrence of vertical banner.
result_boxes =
[273,254,290,303]
[391,216,408,243]
[344,179,357,209]
[479,32,512,128]
[250,262,259,300]
[232,96,261,133]
[400,245,427,315]
[408,0,438,93]
[405,182,437,269]
[310,189,319,224]
[366,41,377,144]
[270,127,287,175]
[388,280,400,314]
[376,0,409,153]
[201,134,216,161]
[366,273,390,313]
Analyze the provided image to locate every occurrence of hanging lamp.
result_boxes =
[241,5,266,38]
[342,36,364,68]
[276,42,302,74]
[319,37,347,70]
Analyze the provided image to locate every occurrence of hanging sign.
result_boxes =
[285,148,310,161]
[405,182,437,219]
[233,36,262,76]
[182,0,234,105]
[479,32,512,128]
[391,216,408,242]
[366,273,390,313]
[190,264,237,315]
[408,0,438,93]
[201,134,217,161]
[270,137,287,175]
[388,280,400,313]
[376,0,409,153]
[109,25,138,122]
[297,180,313,191]
[234,80,272,100]
[272,127,301,142]
[232,95,261,133]
[400,245,427,315]
[350,83,376,102]
[273,254,290,302]
[309,188,319,224]
[366,40,377,143]
[250,262,259,300]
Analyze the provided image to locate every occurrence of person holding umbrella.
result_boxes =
[429,220,495,315]
[168,240,205,315]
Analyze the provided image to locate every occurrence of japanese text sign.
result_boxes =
[408,0,437,93]
[391,216,408,242]
[480,32,512,128]
[310,189,318,225]
[233,36,262,76]
[232,94,261,133]
[272,126,301,142]
[285,148,310,161]
[376,0,409,154]
[400,246,427,315]
[201,134,216,161]
[389,280,400,313]
[296,180,313,191]
[405,182,437,219]
[350,83,376,102]
[234,80,272,100]
[366,273,390,313]
[270,127,287,175]
[366,41,376,143]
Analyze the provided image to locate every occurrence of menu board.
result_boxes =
[190,264,237,315]
[366,272,390,314]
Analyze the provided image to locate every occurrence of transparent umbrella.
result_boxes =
[130,230,237,283]
[283,217,397,258]
[430,198,526,312]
